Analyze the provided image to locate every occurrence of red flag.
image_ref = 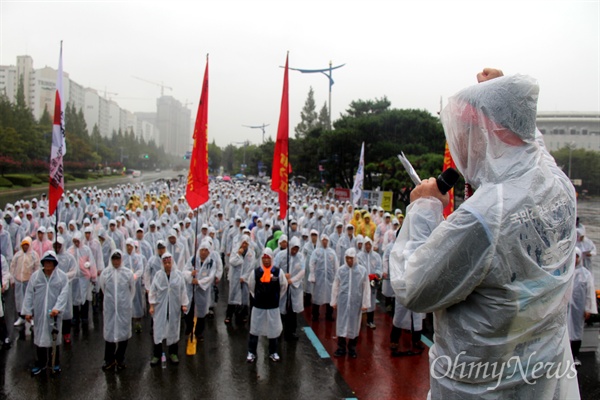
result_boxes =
[442,141,456,218]
[271,53,291,221]
[49,41,65,217]
[186,55,210,209]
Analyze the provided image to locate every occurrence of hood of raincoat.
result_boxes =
[441,74,539,189]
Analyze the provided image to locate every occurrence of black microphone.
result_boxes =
[436,168,460,195]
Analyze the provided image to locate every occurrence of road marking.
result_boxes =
[303,327,330,358]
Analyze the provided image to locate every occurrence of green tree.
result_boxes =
[294,86,318,139]
[317,102,329,129]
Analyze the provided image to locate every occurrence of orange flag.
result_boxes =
[271,53,291,221]
[186,55,210,209]
[442,141,456,218]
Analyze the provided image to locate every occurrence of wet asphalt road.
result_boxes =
[0,279,354,400]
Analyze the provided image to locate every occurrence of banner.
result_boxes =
[359,190,394,211]
[186,55,210,209]
[49,41,65,217]
[271,53,291,221]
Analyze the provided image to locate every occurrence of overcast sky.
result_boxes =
[1,0,598,148]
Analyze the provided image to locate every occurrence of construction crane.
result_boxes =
[242,123,270,143]
[132,76,173,97]
[87,86,118,101]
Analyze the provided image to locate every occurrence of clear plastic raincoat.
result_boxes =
[309,235,339,306]
[21,254,69,347]
[390,75,579,399]
[331,248,370,339]
[99,251,135,343]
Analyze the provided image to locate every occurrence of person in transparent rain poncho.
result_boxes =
[331,248,370,358]
[148,252,189,366]
[390,69,580,399]
[567,248,597,368]
[22,251,69,375]
[99,250,134,372]
[309,234,338,322]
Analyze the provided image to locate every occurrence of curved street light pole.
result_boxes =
[286,61,345,130]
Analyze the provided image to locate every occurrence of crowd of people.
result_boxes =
[0,69,597,399]
[0,177,417,374]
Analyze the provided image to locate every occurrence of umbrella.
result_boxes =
[222,175,231,181]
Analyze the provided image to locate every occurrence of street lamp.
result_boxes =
[285,61,346,130]
[242,124,270,143]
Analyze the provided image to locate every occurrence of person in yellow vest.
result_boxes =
[358,214,377,240]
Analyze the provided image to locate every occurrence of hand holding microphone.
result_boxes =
[410,168,459,208]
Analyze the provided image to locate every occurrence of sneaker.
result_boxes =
[63,334,71,344]
[150,357,159,367]
[116,362,127,371]
[2,338,12,350]
[367,322,376,329]
[102,361,116,372]
[269,353,280,362]
[134,323,142,333]
[349,350,358,358]
[246,352,256,363]
[52,365,61,374]
[169,354,179,365]
[333,349,346,357]
[574,357,582,367]
[31,366,44,376]
[14,317,25,327]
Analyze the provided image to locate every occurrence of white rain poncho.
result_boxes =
[331,248,370,339]
[335,228,356,263]
[575,229,596,271]
[357,238,382,313]
[68,233,97,307]
[144,251,164,289]
[276,236,305,314]
[567,248,598,342]
[21,253,69,347]
[55,238,77,320]
[381,242,395,298]
[166,232,188,271]
[10,237,40,313]
[122,244,146,319]
[309,235,339,306]
[302,234,318,295]
[390,75,579,399]
[99,251,135,343]
[0,255,8,318]
[248,248,288,338]
[184,242,216,318]
[149,257,189,346]
[228,235,255,306]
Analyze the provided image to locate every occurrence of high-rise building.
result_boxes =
[156,96,191,157]
[0,65,18,101]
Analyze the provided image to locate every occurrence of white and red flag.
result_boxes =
[49,41,65,216]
